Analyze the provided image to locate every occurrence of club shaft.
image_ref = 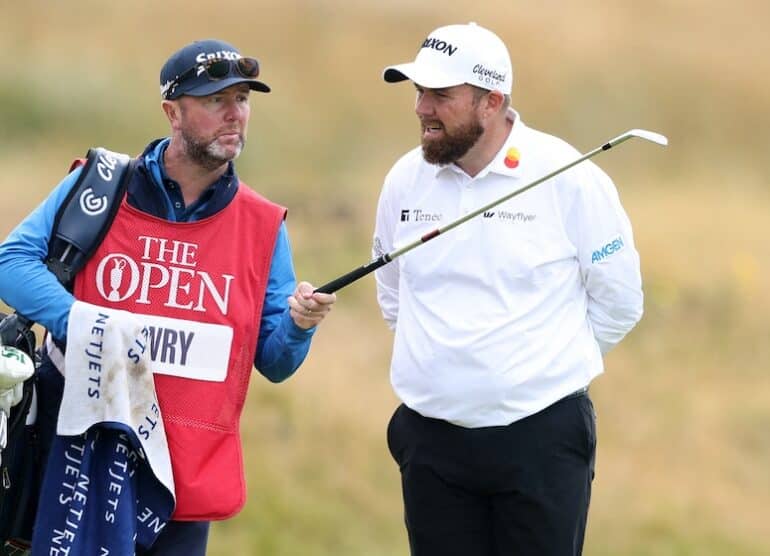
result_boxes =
[313,254,391,294]
[314,130,649,294]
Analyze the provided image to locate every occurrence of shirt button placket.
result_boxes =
[457,177,473,241]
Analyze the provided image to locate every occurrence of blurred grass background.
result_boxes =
[1,1,769,554]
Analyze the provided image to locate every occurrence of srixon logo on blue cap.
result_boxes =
[193,50,241,73]
[421,37,458,56]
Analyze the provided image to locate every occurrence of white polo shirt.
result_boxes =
[373,110,643,427]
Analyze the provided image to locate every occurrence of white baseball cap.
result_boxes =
[383,22,513,95]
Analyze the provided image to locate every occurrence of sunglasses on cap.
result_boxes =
[164,57,260,100]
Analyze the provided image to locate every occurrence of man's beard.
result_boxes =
[421,118,484,165]
[181,128,245,171]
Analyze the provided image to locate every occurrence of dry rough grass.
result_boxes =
[1,1,768,554]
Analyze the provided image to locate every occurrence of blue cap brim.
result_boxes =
[171,76,270,99]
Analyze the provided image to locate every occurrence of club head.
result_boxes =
[628,129,668,146]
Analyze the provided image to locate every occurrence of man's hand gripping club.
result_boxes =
[288,281,337,330]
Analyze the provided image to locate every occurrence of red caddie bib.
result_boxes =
[73,185,286,520]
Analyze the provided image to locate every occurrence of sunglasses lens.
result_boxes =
[236,58,260,78]
[205,60,232,79]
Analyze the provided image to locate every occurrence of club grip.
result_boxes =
[0,313,33,348]
[314,255,390,294]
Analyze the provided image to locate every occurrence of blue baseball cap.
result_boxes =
[160,39,270,100]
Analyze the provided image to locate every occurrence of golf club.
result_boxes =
[314,128,668,294]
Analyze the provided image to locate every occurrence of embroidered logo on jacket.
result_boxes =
[591,235,625,263]
[482,210,535,223]
[399,208,442,223]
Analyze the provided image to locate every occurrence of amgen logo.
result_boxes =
[591,235,625,263]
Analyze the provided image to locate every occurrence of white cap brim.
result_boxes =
[383,62,465,89]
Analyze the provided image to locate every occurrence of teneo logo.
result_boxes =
[591,235,625,264]
[399,208,442,223]
[472,64,506,87]
[79,187,108,216]
[421,37,458,56]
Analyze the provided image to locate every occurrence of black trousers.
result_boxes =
[387,392,596,556]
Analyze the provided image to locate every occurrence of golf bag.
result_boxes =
[0,314,38,556]
[0,148,132,553]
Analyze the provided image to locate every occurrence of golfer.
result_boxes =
[373,22,643,555]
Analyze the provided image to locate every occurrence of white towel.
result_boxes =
[56,300,175,499]
[32,301,176,555]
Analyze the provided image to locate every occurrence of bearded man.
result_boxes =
[0,38,335,555]
[373,22,643,556]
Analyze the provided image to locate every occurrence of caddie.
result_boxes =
[0,38,336,555]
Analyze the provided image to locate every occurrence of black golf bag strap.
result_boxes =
[46,148,134,289]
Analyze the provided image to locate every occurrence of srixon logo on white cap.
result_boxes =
[421,37,458,56]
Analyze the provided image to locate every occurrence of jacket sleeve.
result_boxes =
[373,174,399,331]
[562,161,643,354]
[254,222,314,382]
[0,169,82,341]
